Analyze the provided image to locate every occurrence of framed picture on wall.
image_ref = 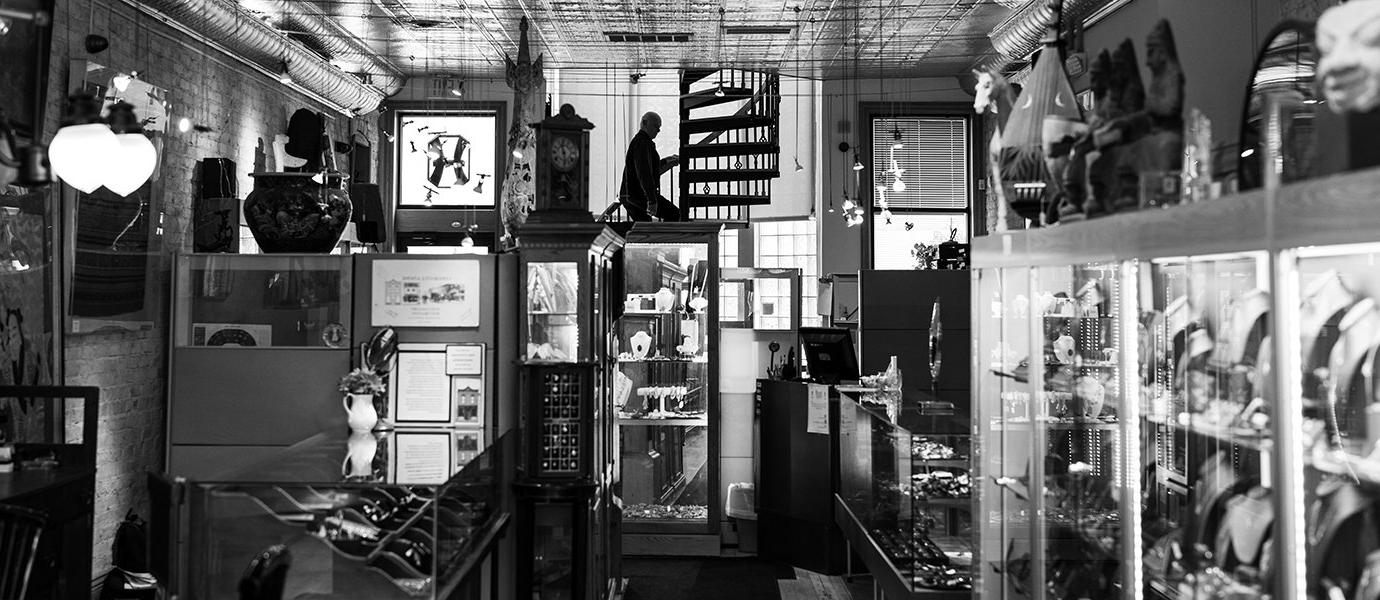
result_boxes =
[394,110,499,208]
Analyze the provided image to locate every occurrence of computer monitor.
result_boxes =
[798,327,860,385]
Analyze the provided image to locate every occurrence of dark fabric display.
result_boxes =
[1308,479,1380,598]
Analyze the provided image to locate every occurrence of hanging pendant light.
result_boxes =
[104,101,156,197]
[891,126,904,150]
[473,173,488,194]
[892,175,906,193]
[794,156,803,172]
[461,232,475,247]
[112,71,135,93]
[49,93,118,194]
[852,152,864,171]
[714,81,726,97]
[277,58,293,84]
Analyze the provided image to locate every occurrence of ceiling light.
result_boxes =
[473,173,488,194]
[512,149,524,160]
[49,93,118,194]
[0,17,11,37]
[852,153,864,171]
[112,72,133,93]
[842,198,856,212]
[892,176,906,193]
[177,117,191,133]
[1240,148,1255,158]
[449,80,464,97]
[714,81,726,97]
[104,101,157,196]
[277,59,292,84]
[461,233,475,247]
[794,156,803,173]
[892,127,903,150]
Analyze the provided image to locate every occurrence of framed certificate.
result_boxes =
[390,343,453,424]
[388,430,454,485]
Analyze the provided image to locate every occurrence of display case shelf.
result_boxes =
[976,166,1380,600]
[616,418,709,427]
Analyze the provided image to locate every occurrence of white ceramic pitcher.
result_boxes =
[343,393,379,433]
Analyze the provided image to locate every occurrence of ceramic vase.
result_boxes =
[342,431,378,479]
[343,392,379,433]
[244,172,352,253]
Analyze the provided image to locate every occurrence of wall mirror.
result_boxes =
[1237,20,1321,191]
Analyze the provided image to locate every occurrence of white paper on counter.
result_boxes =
[807,383,830,434]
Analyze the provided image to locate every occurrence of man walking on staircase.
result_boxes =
[620,112,682,221]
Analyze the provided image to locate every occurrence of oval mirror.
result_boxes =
[363,326,398,373]
[1238,20,1320,191]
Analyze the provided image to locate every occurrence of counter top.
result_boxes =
[0,464,94,502]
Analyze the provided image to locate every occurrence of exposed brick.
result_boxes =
[45,0,379,586]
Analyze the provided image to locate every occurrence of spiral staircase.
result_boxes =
[678,68,781,221]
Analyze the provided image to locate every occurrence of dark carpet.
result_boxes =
[622,557,797,600]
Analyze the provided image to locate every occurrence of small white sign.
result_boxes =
[807,384,830,435]
[445,344,484,375]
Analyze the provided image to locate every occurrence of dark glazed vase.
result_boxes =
[244,172,352,253]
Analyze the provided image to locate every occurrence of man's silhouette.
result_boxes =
[619,112,681,221]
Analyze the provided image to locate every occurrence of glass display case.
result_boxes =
[974,165,1380,600]
[173,254,353,348]
[615,228,719,533]
[515,221,624,600]
[165,429,512,600]
[837,394,974,597]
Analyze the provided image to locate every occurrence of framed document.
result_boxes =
[390,343,453,424]
[370,259,480,327]
[389,430,453,485]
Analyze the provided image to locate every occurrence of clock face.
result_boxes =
[551,136,580,172]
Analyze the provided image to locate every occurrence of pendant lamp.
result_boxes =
[49,93,118,194]
[104,102,157,196]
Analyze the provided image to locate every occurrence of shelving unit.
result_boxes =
[615,223,723,555]
[974,166,1380,600]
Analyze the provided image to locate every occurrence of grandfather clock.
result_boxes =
[528,103,594,222]
[516,104,625,600]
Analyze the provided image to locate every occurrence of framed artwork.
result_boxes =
[64,60,168,334]
[394,110,499,208]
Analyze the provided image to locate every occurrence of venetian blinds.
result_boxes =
[871,117,969,210]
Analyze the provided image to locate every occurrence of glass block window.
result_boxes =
[719,228,741,322]
[719,229,739,268]
[754,219,820,328]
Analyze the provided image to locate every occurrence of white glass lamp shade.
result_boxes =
[106,133,157,196]
[49,123,119,193]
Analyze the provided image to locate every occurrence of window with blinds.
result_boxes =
[871,117,969,210]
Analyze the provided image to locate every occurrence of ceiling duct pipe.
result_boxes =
[272,1,405,95]
[133,0,386,113]
[988,0,1104,60]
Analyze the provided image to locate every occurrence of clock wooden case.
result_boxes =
[531,103,594,221]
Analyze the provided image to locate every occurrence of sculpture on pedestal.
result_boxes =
[499,17,546,246]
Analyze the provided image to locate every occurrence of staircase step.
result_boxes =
[682,168,780,183]
[684,194,773,207]
[682,115,776,135]
[682,68,721,85]
[680,142,779,159]
[681,87,755,110]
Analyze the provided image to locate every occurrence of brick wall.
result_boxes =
[43,0,378,586]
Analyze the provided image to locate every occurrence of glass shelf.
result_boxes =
[173,254,352,348]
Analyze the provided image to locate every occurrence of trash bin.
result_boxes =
[726,482,757,554]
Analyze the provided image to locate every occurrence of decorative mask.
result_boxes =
[1318,1,1380,113]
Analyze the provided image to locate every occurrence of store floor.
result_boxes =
[622,557,853,600]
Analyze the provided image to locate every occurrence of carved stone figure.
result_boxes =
[1317,1,1380,113]
[1058,49,1113,222]
[499,18,546,246]
[1087,39,1147,217]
